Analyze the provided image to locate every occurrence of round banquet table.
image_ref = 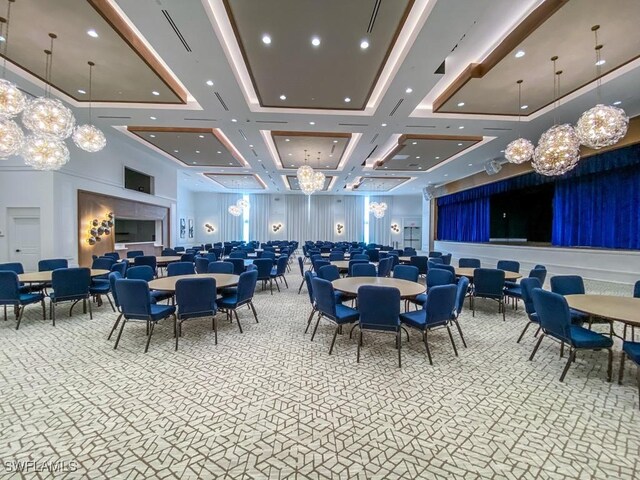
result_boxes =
[126,255,182,265]
[566,295,640,329]
[321,252,351,259]
[148,273,239,292]
[398,256,413,263]
[18,269,110,283]
[332,277,425,298]
[454,267,522,281]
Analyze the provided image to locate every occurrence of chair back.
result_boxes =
[520,277,542,317]
[427,269,454,289]
[410,256,428,275]
[393,265,419,283]
[261,251,276,261]
[311,277,337,318]
[208,261,234,274]
[366,249,380,262]
[174,246,185,253]
[109,272,123,308]
[473,268,505,297]
[162,248,177,256]
[38,258,68,271]
[92,257,116,270]
[313,259,330,272]
[304,271,316,305]
[126,250,144,259]
[352,254,370,261]
[352,263,377,277]
[531,288,571,342]
[110,261,127,276]
[347,259,369,276]
[167,262,195,277]
[180,253,195,263]
[195,257,210,274]
[459,258,481,269]
[229,251,247,259]
[440,253,452,265]
[176,277,217,319]
[126,265,154,282]
[0,262,24,274]
[253,258,273,280]
[236,270,258,304]
[634,280,640,298]
[357,286,400,331]
[428,257,443,265]
[497,260,520,273]
[430,263,456,277]
[276,255,288,275]
[425,285,457,325]
[318,264,340,282]
[0,271,20,303]
[454,276,470,318]
[329,252,344,261]
[115,279,151,318]
[428,251,442,258]
[51,268,91,300]
[403,247,417,256]
[528,268,547,285]
[227,258,245,275]
[550,275,585,296]
[103,252,120,261]
[134,255,157,272]
[377,257,392,277]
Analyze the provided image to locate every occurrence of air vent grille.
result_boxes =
[183,117,216,122]
[338,123,368,127]
[162,10,191,52]
[255,120,288,124]
[98,115,131,119]
[367,0,382,33]
[370,133,379,144]
[389,99,404,116]
[214,92,228,111]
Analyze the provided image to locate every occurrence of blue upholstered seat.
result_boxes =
[0,270,46,329]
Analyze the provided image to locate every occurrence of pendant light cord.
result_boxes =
[516,79,523,135]
[1,0,14,78]
[592,25,603,103]
[88,61,95,122]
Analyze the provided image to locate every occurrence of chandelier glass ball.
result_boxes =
[22,134,70,171]
[72,124,106,152]
[312,171,325,191]
[0,118,25,158]
[236,198,250,209]
[575,104,629,149]
[532,124,581,176]
[504,138,535,164]
[0,79,27,119]
[296,164,314,184]
[228,205,242,216]
[22,97,75,139]
[369,201,388,219]
[301,182,315,195]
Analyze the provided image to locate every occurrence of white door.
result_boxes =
[9,215,41,272]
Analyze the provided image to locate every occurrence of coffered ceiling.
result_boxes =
[203,173,265,190]
[285,175,333,192]
[354,176,411,192]
[270,131,351,170]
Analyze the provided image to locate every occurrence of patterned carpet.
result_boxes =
[1,268,639,479]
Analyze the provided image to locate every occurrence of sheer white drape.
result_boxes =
[248,194,271,243]
[369,195,393,246]
[219,193,244,241]
[341,195,364,242]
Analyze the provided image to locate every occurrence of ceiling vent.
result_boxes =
[392,154,410,160]
[484,127,512,131]
[183,117,216,122]
[162,10,191,52]
[367,0,382,33]
[98,115,131,119]
[214,92,228,111]
[406,125,436,129]
[255,120,288,124]
[435,60,445,75]
[339,123,369,127]
[389,99,403,116]
[370,133,379,144]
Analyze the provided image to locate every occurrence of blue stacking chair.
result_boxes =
[505,267,547,310]
[351,263,377,277]
[167,262,195,277]
[110,261,127,276]
[0,262,38,294]
[634,280,640,299]
[400,284,458,365]
[216,270,259,333]
[351,254,370,261]
[175,277,218,349]
[310,277,359,354]
[428,251,442,258]
[89,265,116,313]
[297,257,307,294]
[329,251,344,261]
[303,271,318,333]
[228,258,246,276]
[174,247,185,253]
[126,265,172,304]
[377,257,393,278]
[366,249,380,262]
[451,276,470,348]
[410,256,429,278]
[619,340,640,404]
[126,250,144,259]
[356,286,402,367]
[347,259,368,276]
[412,269,455,310]
[162,248,177,256]
[229,250,247,259]
[270,256,289,292]
[313,259,330,273]
[530,288,613,382]
[393,265,419,283]
[0,271,46,329]
[403,248,417,257]
[317,265,348,304]
[195,257,210,274]
[549,275,601,330]
[134,255,157,277]
[103,252,120,261]
[49,267,92,325]
[427,257,443,265]
[38,258,68,271]
[471,268,506,320]
[497,260,520,273]
[107,271,124,340]
[114,279,176,353]
[430,263,456,277]
[459,258,481,269]
[516,278,543,343]
[208,262,234,274]
[253,258,274,293]
[440,254,452,265]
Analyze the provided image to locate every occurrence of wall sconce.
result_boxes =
[204,223,215,233]
[272,223,283,232]
[336,223,344,235]
[391,223,400,233]
[87,212,114,245]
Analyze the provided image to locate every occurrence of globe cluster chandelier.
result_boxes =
[228,182,249,216]
[504,80,534,164]
[296,150,325,195]
[72,62,106,152]
[369,201,388,219]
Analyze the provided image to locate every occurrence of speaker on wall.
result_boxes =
[422,186,437,201]
[485,159,502,176]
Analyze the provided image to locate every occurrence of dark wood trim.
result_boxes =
[222,0,414,111]
[203,173,266,190]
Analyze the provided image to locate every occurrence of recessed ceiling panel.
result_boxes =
[204,173,266,190]
[2,0,185,103]
[272,131,351,170]
[377,134,483,171]
[127,127,244,167]
[286,175,333,191]
[435,0,640,116]
[355,177,411,192]
[223,0,413,109]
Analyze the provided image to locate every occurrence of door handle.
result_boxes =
[15,249,21,252]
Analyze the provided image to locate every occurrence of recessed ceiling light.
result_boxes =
[174,150,179,153]
[231,118,237,122]
[87,29,98,38]
[279,94,286,100]
[309,121,315,125]
[333,140,338,143]
[198,135,204,138]
[262,34,271,45]
[192,162,197,165]
[384,166,388,169]
[416,156,421,159]
[458,126,465,129]
[152,91,160,96]
[405,88,413,94]
[444,174,448,177]
[381,123,387,127]
[595,59,606,66]
[217,151,222,154]
[520,105,529,110]
[326,165,330,167]
[288,153,292,156]
[435,156,440,160]
[150,116,157,120]
[344,97,351,103]
[0,36,5,43]
[285,138,290,142]
[468,163,473,166]
[228,162,233,165]
[500,149,505,153]
[457,102,465,107]
[412,141,417,145]
[196,150,200,153]
[329,154,333,157]
[613,101,622,105]
[249,144,254,148]
[149,134,156,138]
[418,167,422,170]
[515,50,525,58]
[78,89,86,94]
[311,36,321,47]
[290,164,294,167]
[360,40,369,50]
[457,143,463,146]
[206,80,214,86]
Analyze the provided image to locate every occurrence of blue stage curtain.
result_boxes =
[437,197,490,242]
[552,164,640,249]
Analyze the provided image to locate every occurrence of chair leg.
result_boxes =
[114,319,126,349]
[423,331,433,365]
[105,293,115,313]
[108,313,123,340]
[51,301,56,327]
[41,299,46,320]
[213,316,218,345]
[282,275,288,288]
[15,306,23,330]
[559,349,575,382]
[606,348,613,382]
[310,314,322,341]
[275,278,281,292]
[453,319,467,348]
[249,301,258,323]
[3,304,6,321]
[234,309,243,334]
[397,330,402,368]
[619,351,627,385]
[175,316,179,351]
[304,308,316,334]
[636,367,640,410]
[471,295,475,317]
[357,330,362,363]
[298,278,305,294]
[517,321,531,343]
[446,325,458,357]
[401,326,410,343]
[560,341,564,358]
[88,297,93,320]
[501,298,505,321]
[145,321,155,353]
[329,325,339,354]
[529,333,545,361]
